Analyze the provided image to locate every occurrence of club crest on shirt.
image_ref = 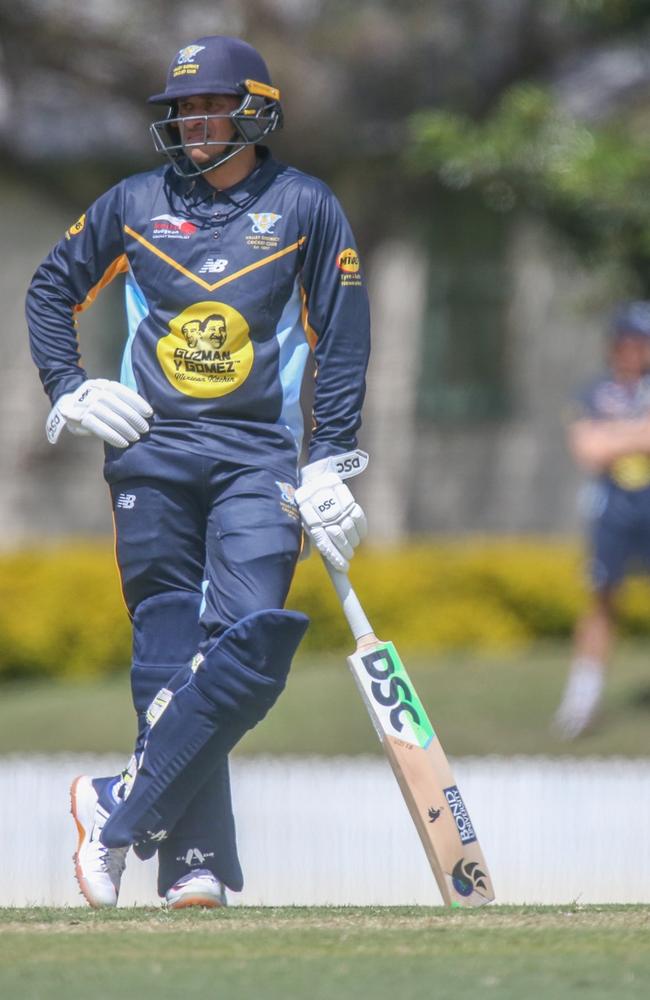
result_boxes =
[246,213,282,250]
[249,213,282,234]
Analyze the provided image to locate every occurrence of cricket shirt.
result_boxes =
[573,373,650,587]
[574,373,650,494]
[26,148,370,478]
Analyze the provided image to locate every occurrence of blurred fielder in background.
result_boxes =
[554,302,650,739]
[26,35,370,908]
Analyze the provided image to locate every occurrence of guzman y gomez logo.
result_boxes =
[156,301,254,399]
[444,785,477,844]
[151,214,198,240]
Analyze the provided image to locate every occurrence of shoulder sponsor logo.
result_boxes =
[65,213,86,240]
[151,214,198,239]
[116,493,136,509]
[336,247,359,274]
[248,212,282,235]
[337,248,359,273]
[199,258,229,274]
[336,247,363,286]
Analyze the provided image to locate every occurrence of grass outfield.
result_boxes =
[1,642,650,756]
[0,906,648,999]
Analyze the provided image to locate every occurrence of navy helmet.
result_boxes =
[610,301,650,340]
[149,36,283,178]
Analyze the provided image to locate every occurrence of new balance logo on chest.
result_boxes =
[116,493,136,509]
[198,258,229,274]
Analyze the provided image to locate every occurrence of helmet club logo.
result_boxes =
[151,214,198,240]
[156,301,254,399]
[172,45,205,78]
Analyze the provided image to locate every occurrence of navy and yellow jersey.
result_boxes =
[26,148,370,473]
[572,373,650,493]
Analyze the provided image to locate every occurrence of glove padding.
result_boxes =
[46,379,153,449]
[295,469,367,572]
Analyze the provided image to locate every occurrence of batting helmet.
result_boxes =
[148,36,283,177]
[610,301,650,339]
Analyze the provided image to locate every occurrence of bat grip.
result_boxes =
[324,563,375,643]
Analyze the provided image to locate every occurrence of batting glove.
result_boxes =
[46,378,153,449]
[295,461,367,573]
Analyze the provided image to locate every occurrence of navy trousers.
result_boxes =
[108,444,302,893]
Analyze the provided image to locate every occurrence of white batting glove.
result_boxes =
[46,378,153,449]
[295,458,368,572]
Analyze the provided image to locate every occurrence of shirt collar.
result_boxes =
[179,147,279,208]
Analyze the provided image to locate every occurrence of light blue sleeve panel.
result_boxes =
[275,277,311,455]
[121,267,150,391]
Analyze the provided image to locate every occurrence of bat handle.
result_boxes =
[324,563,376,644]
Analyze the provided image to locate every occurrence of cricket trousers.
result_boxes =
[106,440,302,895]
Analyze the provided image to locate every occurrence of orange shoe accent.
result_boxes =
[70,776,103,910]
[168,895,223,910]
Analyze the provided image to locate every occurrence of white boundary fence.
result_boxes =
[1,754,649,907]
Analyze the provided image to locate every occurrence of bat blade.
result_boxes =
[347,638,494,907]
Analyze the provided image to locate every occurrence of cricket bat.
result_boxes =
[326,564,495,907]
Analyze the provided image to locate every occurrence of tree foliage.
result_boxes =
[409,83,650,291]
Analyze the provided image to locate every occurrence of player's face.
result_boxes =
[610,334,649,378]
[177,94,240,167]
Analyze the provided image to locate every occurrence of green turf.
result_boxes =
[0,906,648,999]
[1,642,650,756]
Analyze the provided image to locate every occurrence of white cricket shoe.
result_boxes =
[70,775,128,908]
[165,869,227,909]
[553,663,605,740]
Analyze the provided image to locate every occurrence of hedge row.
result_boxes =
[1,539,649,680]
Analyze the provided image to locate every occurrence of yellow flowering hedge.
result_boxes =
[0,538,648,680]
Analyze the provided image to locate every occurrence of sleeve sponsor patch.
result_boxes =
[65,213,86,239]
[336,248,362,286]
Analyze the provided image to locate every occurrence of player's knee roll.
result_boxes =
[192,608,309,726]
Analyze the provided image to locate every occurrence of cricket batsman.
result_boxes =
[26,35,370,908]
[554,302,650,738]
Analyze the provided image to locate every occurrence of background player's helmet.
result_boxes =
[148,35,283,177]
[610,301,650,339]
